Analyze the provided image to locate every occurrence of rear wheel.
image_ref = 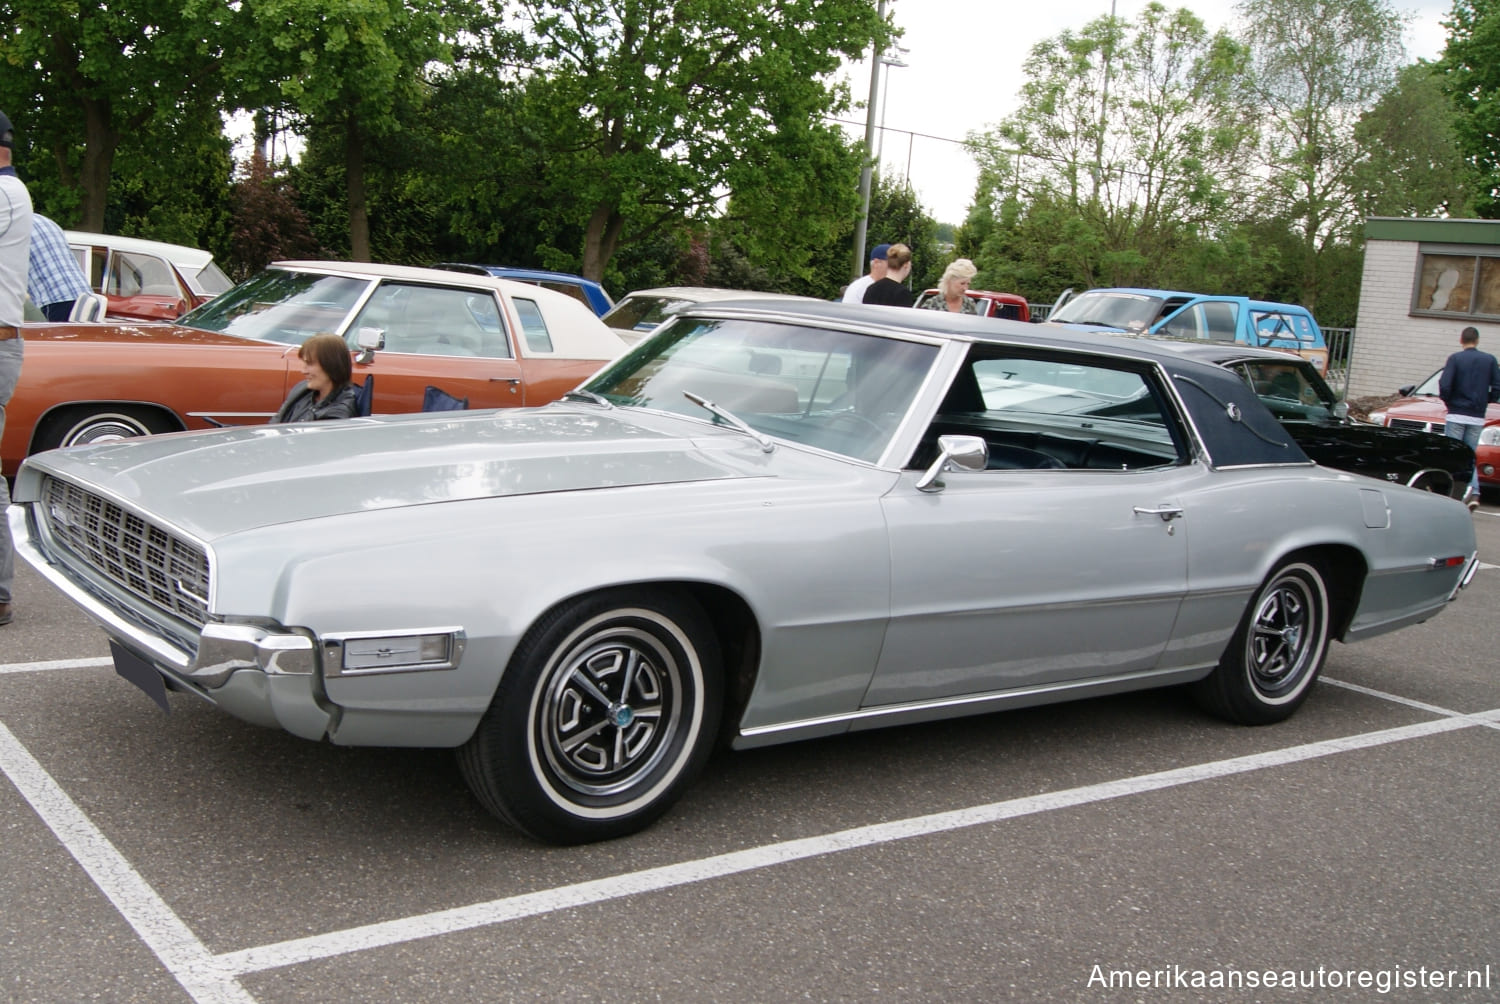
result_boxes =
[1192,560,1330,725]
[34,405,177,453]
[458,588,722,844]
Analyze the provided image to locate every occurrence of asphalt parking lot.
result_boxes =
[3,508,1498,1003]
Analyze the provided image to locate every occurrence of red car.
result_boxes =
[3,261,629,478]
[67,231,234,321]
[913,288,1030,321]
[1367,369,1500,489]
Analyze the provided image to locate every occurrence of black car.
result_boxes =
[1150,341,1473,498]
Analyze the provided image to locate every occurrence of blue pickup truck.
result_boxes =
[1045,288,1329,373]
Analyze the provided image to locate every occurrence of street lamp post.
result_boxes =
[851,0,888,281]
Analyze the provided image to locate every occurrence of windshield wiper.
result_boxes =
[683,391,775,453]
[562,388,614,408]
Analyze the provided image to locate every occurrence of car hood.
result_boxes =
[27,407,768,540]
[1381,396,1500,421]
[21,319,281,347]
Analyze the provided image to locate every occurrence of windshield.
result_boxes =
[583,316,940,463]
[602,295,690,331]
[1049,291,1163,329]
[1412,370,1442,396]
[1225,359,1339,421]
[177,269,373,345]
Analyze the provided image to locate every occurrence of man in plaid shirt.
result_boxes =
[28,213,90,321]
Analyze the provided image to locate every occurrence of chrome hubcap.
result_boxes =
[1249,579,1313,694]
[540,631,679,797]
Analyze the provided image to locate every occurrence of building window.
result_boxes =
[1412,248,1500,319]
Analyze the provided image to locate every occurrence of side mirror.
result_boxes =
[1332,401,1349,420]
[916,434,988,493]
[355,326,384,364]
[1397,384,1415,397]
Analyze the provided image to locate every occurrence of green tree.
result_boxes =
[1352,62,1476,219]
[971,4,1252,290]
[504,0,889,281]
[1437,0,1500,215]
[1236,0,1408,307]
[0,0,242,231]
[238,0,484,260]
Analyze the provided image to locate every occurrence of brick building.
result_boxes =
[1351,217,1500,399]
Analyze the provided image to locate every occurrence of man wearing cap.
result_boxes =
[0,108,34,627]
[842,243,889,303]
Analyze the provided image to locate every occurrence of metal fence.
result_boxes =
[1323,326,1354,401]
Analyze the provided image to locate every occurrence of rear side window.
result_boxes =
[513,298,554,353]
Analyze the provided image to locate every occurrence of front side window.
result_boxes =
[350,283,510,358]
[1158,301,1239,341]
[911,349,1186,471]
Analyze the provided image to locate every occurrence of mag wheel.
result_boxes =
[1193,560,1330,725]
[458,588,721,844]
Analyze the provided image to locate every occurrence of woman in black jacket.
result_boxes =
[274,332,361,423]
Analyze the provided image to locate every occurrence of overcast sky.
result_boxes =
[839,0,1456,226]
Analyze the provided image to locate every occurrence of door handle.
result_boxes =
[1133,505,1184,522]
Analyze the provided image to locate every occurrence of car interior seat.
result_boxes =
[422,385,469,412]
[67,292,109,322]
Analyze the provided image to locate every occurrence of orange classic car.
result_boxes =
[2,261,631,478]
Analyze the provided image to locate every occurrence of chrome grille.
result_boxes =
[1389,418,1437,433]
[39,477,210,627]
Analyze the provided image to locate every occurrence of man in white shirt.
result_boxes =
[841,243,889,303]
[0,108,34,627]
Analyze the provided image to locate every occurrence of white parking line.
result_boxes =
[1323,677,1500,729]
[0,721,256,1004]
[213,711,1499,977]
[0,656,113,675]
[2,661,1498,1001]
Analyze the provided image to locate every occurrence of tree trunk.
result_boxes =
[346,119,370,262]
[581,203,625,282]
[77,98,120,232]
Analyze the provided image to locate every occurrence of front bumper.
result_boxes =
[10,505,333,740]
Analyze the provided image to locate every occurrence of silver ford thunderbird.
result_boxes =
[10,302,1480,843]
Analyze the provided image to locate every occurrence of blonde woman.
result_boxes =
[920,258,981,315]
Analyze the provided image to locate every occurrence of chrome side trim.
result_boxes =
[736,664,1211,745]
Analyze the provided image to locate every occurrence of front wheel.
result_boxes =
[34,405,176,453]
[458,588,722,844]
[1192,560,1330,725]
